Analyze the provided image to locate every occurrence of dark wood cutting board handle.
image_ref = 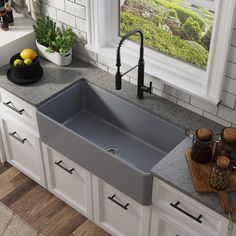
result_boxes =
[217,191,234,213]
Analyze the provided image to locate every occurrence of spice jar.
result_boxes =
[209,156,231,190]
[214,127,236,162]
[189,128,214,164]
[5,0,13,26]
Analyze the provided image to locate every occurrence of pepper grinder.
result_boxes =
[0,0,8,31]
[5,0,13,26]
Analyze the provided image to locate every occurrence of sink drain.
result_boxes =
[105,146,119,157]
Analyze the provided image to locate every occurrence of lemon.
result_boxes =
[24,58,33,66]
[20,48,38,60]
[13,59,24,67]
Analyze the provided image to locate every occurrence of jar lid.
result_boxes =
[216,156,230,169]
[197,128,213,141]
[223,127,236,144]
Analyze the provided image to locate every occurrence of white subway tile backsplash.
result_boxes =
[226,61,236,79]
[231,29,236,46]
[153,88,177,103]
[203,111,231,127]
[87,58,109,72]
[228,46,236,64]
[47,0,65,11]
[75,0,87,6]
[42,4,56,19]
[190,96,218,115]
[177,100,203,115]
[66,0,86,19]
[74,42,98,61]
[76,17,87,32]
[218,105,236,124]
[224,77,236,95]
[144,74,164,91]
[165,85,190,103]
[72,28,87,44]
[56,10,76,27]
[221,91,236,108]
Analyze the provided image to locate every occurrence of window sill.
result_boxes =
[86,45,220,105]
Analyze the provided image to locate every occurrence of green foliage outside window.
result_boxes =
[120,0,214,70]
[183,17,202,42]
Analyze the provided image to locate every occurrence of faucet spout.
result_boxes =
[115,29,152,99]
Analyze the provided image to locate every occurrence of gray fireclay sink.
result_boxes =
[36,79,185,205]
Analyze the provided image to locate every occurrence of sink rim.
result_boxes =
[37,78,185,174]
[37,110,156,175]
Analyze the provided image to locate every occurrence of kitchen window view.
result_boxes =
[120,0,214,70]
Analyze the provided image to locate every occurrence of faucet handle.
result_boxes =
[148,82,152,94]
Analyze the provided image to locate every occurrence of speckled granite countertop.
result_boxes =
[151,138,236,223]
[1,57,234,222]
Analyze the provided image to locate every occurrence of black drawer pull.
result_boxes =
[54,160,74,174]
[170,201,202,224]
[108,194,129,210]
[9,132,27,144]
[3,101,24,115]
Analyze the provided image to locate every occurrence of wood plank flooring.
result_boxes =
[0,162,110,236]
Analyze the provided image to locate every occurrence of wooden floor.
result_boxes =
[0,162,110,236]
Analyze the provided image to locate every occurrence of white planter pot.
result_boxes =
[36,42,72,66]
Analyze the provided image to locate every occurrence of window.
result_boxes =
[120,0,214,70]
[88,0,236,104]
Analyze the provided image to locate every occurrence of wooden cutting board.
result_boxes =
[185,147,236,214]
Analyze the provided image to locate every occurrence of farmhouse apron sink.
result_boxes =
[36,79,185,205]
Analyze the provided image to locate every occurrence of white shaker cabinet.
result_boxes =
[0,87,46,187]
[42,144,93,220]
[0,122,6,163]
[92,175,151,236]
[0,117,46,186]
[151,178,230,236]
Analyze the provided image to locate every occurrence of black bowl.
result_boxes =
[9,52,41,80]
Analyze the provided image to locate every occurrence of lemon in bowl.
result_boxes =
[8,49,42,84]
[20,48,38,61]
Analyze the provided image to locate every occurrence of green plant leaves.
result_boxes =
[33,16,75,54]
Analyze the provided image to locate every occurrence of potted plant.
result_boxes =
[33,16,75,66]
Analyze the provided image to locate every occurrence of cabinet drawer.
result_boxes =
[93,176,151,236]
[42,144,93,219]
[151,207,197,236]
[1,118,45,186]
[152,178,225,236]
[0,88,37,130]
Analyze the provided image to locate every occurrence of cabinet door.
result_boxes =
[42,144,93,220]
[0,121,6,162]
[0,118,46,186]
[92,175,151,236]
[0,88,37,131]
[152,178,229,236]
[151,207,199,236]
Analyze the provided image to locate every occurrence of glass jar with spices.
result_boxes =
[209,155,231,190]
[186,128,214,164]
[214,127,236,163]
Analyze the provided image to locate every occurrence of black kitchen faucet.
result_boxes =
[115,29,152,99]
